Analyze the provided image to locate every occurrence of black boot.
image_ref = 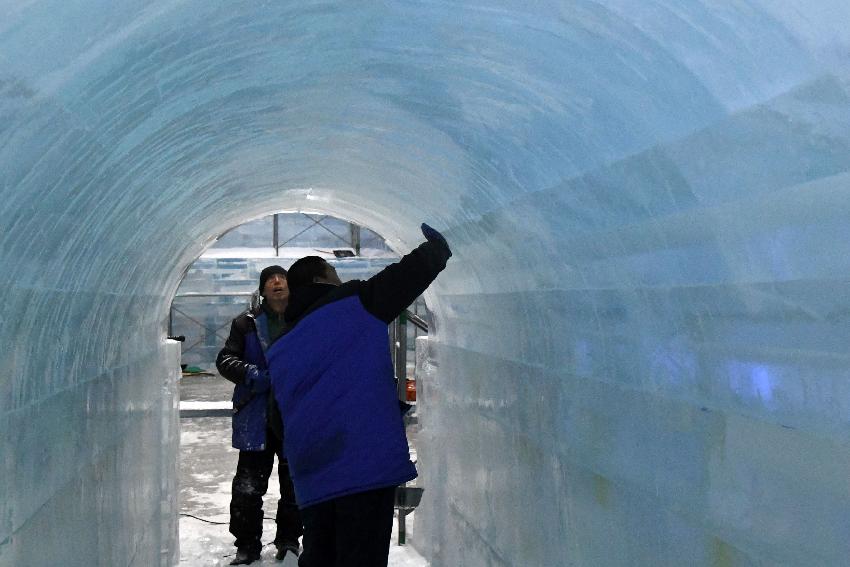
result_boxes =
[230,547,262,565]
[275,541,300,561]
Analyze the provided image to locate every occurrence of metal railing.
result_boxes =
[406,311,429,332]
[169,292,256,366]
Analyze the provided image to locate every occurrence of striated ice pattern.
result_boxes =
[2,1,850,565]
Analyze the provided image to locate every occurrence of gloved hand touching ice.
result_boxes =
[421,223,452,257]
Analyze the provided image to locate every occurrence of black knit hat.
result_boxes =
[259,265,287,295]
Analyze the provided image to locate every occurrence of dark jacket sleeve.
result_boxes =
[358,238,451,324]
[215,315,254,385]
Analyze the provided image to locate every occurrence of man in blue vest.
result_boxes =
[216,266,303,565]
[267,224,451,567]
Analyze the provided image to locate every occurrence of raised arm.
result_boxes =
[359,223,452,324]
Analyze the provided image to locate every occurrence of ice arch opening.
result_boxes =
[2,2,850,566]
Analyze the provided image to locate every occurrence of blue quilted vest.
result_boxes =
[231,312,272,451]
[267,295,417,508]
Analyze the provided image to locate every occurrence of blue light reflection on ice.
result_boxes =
[728,362,775,406]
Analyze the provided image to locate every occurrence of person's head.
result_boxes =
[259,265,288,302]
[286,256,342,291]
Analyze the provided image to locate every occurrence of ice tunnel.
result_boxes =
[3,1,850,565]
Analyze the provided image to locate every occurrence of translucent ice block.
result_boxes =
[2,1,850,565]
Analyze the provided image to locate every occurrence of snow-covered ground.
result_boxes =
[178,402,427,566]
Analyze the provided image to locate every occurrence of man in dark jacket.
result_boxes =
[216,265,303,565]
[266,223,451,567]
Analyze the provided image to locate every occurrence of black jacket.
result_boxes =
[216,309,284,448]
[284,239,452,325]
[216,311,259,386]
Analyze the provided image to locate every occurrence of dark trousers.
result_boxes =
[230,430,303,552]
[298,486,396,567]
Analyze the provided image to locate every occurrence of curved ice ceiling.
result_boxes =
[2,1,850,565]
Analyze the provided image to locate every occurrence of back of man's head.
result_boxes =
[286,256,329,291]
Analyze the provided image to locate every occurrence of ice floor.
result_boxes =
[178,375,427,566]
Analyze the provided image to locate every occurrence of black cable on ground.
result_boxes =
[179,513,227,525]
[179,513,277,525]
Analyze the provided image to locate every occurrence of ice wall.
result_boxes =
[2,1,850,565]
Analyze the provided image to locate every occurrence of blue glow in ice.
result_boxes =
[2,1,850,565]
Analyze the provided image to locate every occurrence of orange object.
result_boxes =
[405,379,417,402]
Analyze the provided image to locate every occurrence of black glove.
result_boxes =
[421,223,451,256]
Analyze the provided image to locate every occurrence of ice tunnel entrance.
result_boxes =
[169,212,403,369]
[172,211,437,564]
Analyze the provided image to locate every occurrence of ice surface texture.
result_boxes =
[2,1,850,565]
